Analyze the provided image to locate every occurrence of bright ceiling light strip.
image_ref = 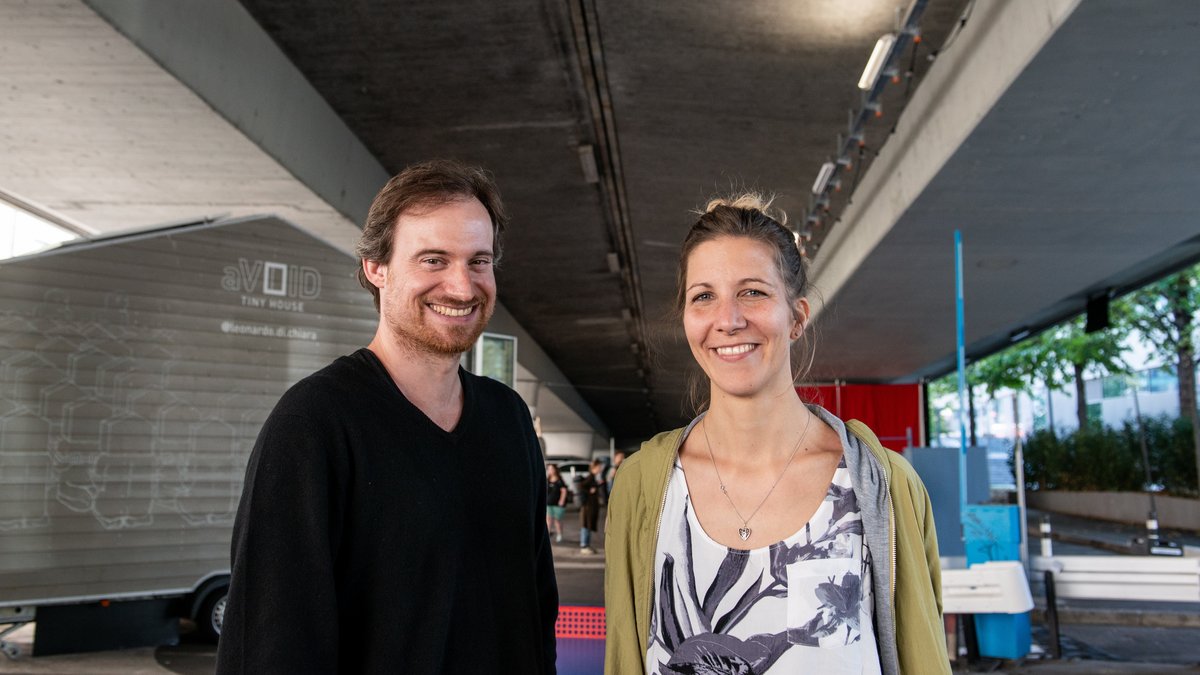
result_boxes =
[858,33,897,91]
[812,161,836,195]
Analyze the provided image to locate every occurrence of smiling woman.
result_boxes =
[675,195,812,408]
[604,194,951,675]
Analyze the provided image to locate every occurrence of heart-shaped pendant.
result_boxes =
[738,527,751,541]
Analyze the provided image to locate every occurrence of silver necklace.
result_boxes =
[701,411,814,542]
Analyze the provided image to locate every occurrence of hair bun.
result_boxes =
[703,192,786,226]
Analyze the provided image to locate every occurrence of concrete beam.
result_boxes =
[490,302,610,437]
[809,0,1081,316]
[72,0,608,438]
[84,0,389,227]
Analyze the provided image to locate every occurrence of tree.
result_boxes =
[1123,265,1200,494]
[929,309,1128,445]
[968,325,1113,434]
[972,333,1062,396]
[928,369,986,446]
[1051,315,1129,430]
[970,340,1039,437]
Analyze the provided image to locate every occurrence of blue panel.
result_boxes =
[963,504,1022,565]
[556,638,604,675]
[907,446,990,557]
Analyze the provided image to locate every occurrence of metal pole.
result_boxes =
[1130,384,1159,546]
[1015,431,1029,569]
[955,231,969,521]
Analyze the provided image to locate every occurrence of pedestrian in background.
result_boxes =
[578,458,605,554]
[546,463,568,543]
[606,450,626,497]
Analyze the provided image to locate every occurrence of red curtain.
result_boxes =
[796,383,922,451]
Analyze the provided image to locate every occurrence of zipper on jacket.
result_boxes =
[882,463,897,609]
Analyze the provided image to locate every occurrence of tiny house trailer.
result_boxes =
[0,216,376,655]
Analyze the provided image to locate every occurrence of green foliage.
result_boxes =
[1052,313,1130,382]
[1021,415,1199,497]
[928,371,960,399]
[1122,266,1200,366]
[964,314,1128,402]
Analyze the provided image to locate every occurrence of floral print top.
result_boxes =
[647,455,882,674]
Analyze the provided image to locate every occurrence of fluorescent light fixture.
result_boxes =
[858,33,897,90]
[578,144,600,184]
[812,161,836,195]
[605,251,621,273]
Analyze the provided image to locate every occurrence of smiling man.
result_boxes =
[216,161,558,674]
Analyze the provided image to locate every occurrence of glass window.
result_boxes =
[474,333,517,388]
[1145,367,1177,393]
[1100,375,1127,399]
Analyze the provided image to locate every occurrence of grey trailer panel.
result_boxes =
[0,216,376,606]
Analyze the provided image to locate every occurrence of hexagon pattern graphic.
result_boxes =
[0,219,375,536]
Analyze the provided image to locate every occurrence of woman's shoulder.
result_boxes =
[611,426,686,491]
[628,427,686,466]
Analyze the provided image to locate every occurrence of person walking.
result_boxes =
[578,459,605,554]
[546,464,568,543]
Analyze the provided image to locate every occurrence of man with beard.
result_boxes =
[216,161,558,674]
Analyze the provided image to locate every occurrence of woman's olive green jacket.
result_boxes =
[603,409,951,675]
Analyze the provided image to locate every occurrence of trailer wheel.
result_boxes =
[194,586,228,643]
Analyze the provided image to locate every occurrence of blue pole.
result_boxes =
[955,231,969,520]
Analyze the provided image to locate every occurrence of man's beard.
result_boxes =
[388,298,493,356]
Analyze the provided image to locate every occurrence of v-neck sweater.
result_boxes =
[217,348,558,674]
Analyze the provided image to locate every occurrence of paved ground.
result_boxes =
[2,503,1197,674]
[1028,506,1200,556]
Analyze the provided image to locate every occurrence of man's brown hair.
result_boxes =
[355,160,508,310]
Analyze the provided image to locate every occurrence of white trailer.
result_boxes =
[0,216,376,656]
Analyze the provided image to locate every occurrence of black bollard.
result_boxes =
[1043,570,1061,660]
[963,613,980,665]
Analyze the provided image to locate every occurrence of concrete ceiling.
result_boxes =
[4,0,1196,446]
[811,0,1200,382]
[0,0,360,249]
[229,0,970,442]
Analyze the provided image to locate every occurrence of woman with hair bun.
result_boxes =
[604,195,949,674]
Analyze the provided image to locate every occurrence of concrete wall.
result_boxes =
[542,432,601,459]
[1027,491,1200,532]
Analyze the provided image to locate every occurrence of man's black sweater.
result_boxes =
[216,349,558,673]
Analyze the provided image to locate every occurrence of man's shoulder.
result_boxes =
[464,368,518,395]
[463,369,527,412]
[273,349,379,416]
